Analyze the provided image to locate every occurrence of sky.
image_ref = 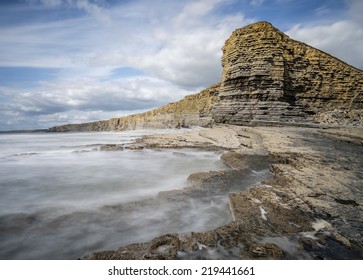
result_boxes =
[0,0,362,130]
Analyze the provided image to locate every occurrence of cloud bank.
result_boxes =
[286,0,363,70]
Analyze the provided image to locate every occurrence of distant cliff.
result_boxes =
[48,83,220,132]
[49,22,363,132]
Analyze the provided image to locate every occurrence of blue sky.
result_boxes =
[0,0,362,130]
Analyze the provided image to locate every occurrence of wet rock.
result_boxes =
[228,187,314,235]
[125,145,144,150]
[187,171,226,187]
[330,231,352,248]
[99,144,124,151]
[145,234,180,260]
[83,234,181,260]
[247,243,286,259]
[298,236,321,251]
[221,151,270,170]
[81,125,363,260]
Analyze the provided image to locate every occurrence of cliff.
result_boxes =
[48,83,220,132]
[212,21,363,126]
[49,22,363,132]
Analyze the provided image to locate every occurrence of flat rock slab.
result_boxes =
[142,126,241,150]
[81,125,363,260]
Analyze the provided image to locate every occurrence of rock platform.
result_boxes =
[82,125,363,259]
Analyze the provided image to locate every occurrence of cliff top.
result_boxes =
[237,21,281,32]
[226,21,363,73]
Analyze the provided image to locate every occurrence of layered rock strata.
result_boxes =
[49,21,362,132]
[48,84,220,132]
[212,22,363,126]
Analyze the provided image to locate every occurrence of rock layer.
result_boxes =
[48,84,220,132]
[49,21,362,132]
[212,21,363,126]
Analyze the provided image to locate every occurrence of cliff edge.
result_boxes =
[49,21,363,132]
[48,83,220,132]
[213,21,363,126]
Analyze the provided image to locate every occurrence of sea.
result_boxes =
[0,129,271,259]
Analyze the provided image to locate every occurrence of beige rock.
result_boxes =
[49,22,362,132]
[81,125,363,260]
[49,84,220,132]
[213,22,363,126]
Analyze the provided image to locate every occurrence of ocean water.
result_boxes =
[0,130,271,259]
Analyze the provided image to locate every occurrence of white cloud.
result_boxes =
[284,0,363,70]
[173,0,225,28]
[69,0,111,24]
[2,0,250,129]
[126,1,251,88]
[0,76,195,129]
[6,0,362,130]
[1,0,249,86]
[18,76,192,112]
[286,20,363,70]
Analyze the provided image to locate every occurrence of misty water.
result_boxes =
[0,130,271,259]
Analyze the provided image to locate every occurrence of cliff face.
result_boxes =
[49,22,363,132]
[212,21,363,126]
[48,84,220,132]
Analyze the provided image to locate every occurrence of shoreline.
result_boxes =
[81,124,363,260]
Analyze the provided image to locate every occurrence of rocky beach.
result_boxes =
[44,22,363,259]
[80,125,363,259]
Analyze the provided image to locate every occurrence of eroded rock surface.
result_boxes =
[81,126,363,260]
[48,84,220,132]
[212,22,363,126]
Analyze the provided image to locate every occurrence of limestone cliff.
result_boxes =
[212,21,363,126]
[48,83,220,132]
[49,21,363,132]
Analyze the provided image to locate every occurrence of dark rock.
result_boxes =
[125,145,144,150]
[298,236,321,251]
[99,144,124,151]
[247,243,286,259]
